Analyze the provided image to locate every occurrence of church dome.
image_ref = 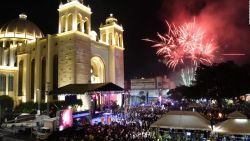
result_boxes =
[105,14,118,24]
[0,13,44,40]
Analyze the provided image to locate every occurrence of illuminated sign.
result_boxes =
[59,109,73,131]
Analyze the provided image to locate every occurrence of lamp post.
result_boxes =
[159,89,162,106]
[124,91,130,114]
[36,89,40,115]
[46,82,50,115]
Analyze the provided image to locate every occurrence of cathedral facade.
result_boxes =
[0,0,124,108]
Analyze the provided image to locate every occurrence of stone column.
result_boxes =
[21,54,31,102]
[72,10,78,31]
[10,48,15,66]
[65,15,68,32]
[34,39,41,102]
[46,35,53,103]
[5,74,8,95]
[108,46,115,84]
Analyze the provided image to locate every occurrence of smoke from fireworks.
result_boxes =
[144,19,216,70]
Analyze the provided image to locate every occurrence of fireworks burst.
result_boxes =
[144,19,216,70]
[181,67,195,86]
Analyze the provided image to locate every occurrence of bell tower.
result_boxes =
[99,14,124,87]
[58,0,92,34]
[99,14,124,48]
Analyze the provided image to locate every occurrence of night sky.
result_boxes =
[0,0,249,81]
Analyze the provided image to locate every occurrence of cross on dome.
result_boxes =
[19,13,27,20]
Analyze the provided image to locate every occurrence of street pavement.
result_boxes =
[0,128,10,136]
[0,128,36,141]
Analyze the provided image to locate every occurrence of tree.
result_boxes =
[168,87,183,101]
[14,100,83,114]
[192,61,250,107]
[0,95,14,122]
[0,95,14,111]
[169,85,202,100]
[170,61,250,105]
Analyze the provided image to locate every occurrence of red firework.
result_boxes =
[144,20,216,70]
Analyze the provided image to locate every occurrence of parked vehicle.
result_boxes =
[14,113,35,122]
[36,127,52,140]
[35,117,58,140]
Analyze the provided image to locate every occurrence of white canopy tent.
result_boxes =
[227,111,247,119]
[150,111,212,131]
[214,118,250,135]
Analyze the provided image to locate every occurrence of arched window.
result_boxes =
[18,60,23,96]
[91,56,105,83]
[77,14,83,32]
[14,51,17,67]
[68,14,73,31]
[119,35,123,47]
[5,41,11,47]
[61,16,66,32]
[84,17,89,34]
[115,33,119,46]
[8,74,14,91]
[6,49,10,66]
[102,34,106,43]
[31,59,35,100]
[108,33,112,45]
[53,55,58,99]
[41,57,46,100]
[0,74,6,93]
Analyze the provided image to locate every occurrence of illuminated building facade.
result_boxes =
[129,76,176,105]
[0,0,124,108]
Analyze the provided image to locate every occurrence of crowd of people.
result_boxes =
[46,101,250,141]
[53,123,156,141]
[48,105,168,141]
